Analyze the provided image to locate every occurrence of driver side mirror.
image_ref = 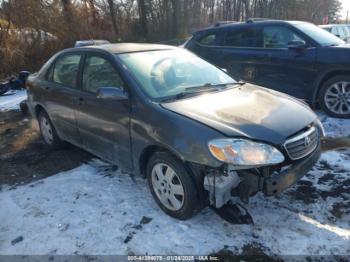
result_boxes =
[288,40,307,51]
[97,87,128,101]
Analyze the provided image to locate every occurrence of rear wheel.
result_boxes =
[38,111,64,149]
[147,152,200,220]
[319,76,350,118]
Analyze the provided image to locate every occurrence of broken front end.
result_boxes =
[201,125,322,208]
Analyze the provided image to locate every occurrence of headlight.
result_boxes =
[208,138,285,167]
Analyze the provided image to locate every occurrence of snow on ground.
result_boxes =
[0,90,27,112]
[318,112,350,138]
[0,151,350,255]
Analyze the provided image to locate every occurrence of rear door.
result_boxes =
[43,52,82,144]
[186,30,226,67]
[74,52,132,169]
[220,26,263,81]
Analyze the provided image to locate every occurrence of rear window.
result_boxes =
[225,28,261,48]
[52,54,81,88]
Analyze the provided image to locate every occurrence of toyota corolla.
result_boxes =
[27,43,324,219]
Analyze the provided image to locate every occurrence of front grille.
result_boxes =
[284,126,319,160]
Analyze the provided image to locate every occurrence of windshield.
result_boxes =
[118,49,235,100]
[295,22,345,46]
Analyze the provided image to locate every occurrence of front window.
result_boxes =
[82,56,124,93]
[118,50,235,100]
[263,26,304,48]
[295,22,345,47]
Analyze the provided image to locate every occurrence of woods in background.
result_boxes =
[0,0,343,76]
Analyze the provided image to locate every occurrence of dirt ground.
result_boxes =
[0,111,91,188]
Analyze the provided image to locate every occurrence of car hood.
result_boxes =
[161,84,317,145]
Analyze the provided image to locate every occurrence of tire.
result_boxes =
[319,75,350,118]
[147,151,200,220]
[38,111,64,149]
[20,100,28,115]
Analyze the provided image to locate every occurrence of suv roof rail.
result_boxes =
[246,18,272,23]
[214,21,239,27]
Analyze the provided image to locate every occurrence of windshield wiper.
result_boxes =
[160,82,245,102]
[183,82,245,93]
[173,86,218,100]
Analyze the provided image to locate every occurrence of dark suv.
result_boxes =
[185,19,350,118]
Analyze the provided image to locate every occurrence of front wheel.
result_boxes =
[147,152,200,220]
[319,76,350,118]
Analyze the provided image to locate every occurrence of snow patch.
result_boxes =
[0,156,349,255]
[0,90,27,112]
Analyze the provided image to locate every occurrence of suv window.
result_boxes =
[263,26,304,48]
[82,55,123,93]
[53,54,81,88]
[225,28,261,47]
[198,33,218,46]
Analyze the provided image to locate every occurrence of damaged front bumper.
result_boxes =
[263,145,321,196]
[204,145,321,208]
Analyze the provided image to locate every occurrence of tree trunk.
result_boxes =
[107,0,119,39]
[137,0,148,40]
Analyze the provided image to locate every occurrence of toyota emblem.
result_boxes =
[304,136,311,147]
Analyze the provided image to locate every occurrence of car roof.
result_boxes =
[75,43,177,54]
[194,20,308,34]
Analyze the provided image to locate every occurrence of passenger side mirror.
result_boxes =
[96,87,128,101]
[288,40,307,51]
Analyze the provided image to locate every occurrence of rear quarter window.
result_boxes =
[197,32,220,46]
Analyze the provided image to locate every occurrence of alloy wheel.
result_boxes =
[324,81,350,115]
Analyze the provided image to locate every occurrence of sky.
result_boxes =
[340,0,350,19]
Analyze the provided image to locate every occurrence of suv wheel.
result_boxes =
[319,75,350,118]
[38,111,64,148]
[147,152,199,220]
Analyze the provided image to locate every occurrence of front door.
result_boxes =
[74,53,132,170]
[254,25,317,99]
